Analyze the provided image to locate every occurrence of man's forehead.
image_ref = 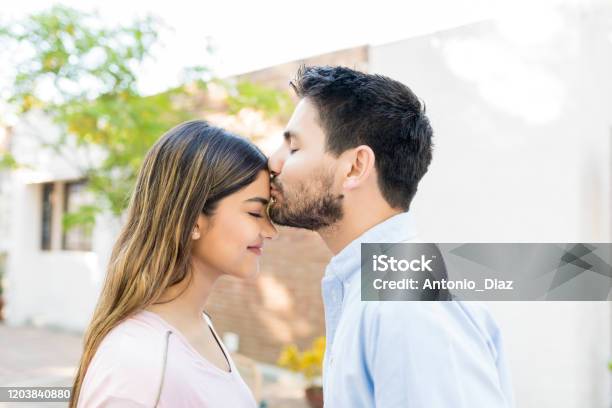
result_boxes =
[283,99,322,142]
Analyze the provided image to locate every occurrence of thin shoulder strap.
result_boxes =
[203,309,212,323]
[154,330,172,407]
[202,311,232,373]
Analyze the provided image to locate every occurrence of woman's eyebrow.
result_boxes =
[244,197,269,205]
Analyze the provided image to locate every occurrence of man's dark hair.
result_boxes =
[290,65,433,211]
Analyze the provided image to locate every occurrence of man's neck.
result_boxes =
[318,207,403,255]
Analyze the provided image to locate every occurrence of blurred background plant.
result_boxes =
[277,336,325,385]
[278,336,325,408]
[0,5,292,233]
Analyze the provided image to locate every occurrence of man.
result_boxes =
[268,65,514,407]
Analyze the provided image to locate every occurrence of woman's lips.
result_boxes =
[247,246,263,256]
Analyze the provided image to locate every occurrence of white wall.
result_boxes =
[0,174,10,254]
[1,127,13,254]
[370,4,612,407]
[4,112,116,331]
[4,174,118,331]
[486,302,611,407]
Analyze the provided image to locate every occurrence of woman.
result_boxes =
[70,120,278,407]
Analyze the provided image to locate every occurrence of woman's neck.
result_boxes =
[146,258,220,325]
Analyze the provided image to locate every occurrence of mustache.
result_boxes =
[270,178,283,192]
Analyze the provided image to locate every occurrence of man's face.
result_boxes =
[267,98,344,230]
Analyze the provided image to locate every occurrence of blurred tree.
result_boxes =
[0,5,292,232]
[227,80,294,120]
[0,5,192,226]
[0,152,19,170]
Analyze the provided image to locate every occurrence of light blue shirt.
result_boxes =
[321,211,514,407]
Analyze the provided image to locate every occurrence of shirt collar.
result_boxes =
[324,211,418,284]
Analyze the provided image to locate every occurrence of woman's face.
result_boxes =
[192,170,278,280]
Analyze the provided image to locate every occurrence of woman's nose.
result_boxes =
[263,219,279,240]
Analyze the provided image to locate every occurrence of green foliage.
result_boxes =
[0,152,19,170]
[62,204,97,233]
[55,87,191,215]
[1,5,294,228]
[227,81,294,121]
[1,5,160,109]
[0,6,188,219]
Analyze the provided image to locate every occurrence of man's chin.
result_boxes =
[268,189,344,230]
[269,209,333,231]
[268,205,299,228]
[269,205,308,229]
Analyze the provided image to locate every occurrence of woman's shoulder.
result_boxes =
[78,311,170,407]
[99,310,170,359]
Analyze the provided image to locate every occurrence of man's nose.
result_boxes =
[267,146,285,176]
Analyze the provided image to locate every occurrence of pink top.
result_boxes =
[77,310,257,407]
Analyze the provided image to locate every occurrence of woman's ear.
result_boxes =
[192,214,209,240]
[192,227,200,240]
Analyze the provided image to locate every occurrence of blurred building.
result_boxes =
[2,2,611,407]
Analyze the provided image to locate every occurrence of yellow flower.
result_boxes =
[277,345,301,372]
[277,336,326,383]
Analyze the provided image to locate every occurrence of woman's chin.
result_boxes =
[229,263,260,280]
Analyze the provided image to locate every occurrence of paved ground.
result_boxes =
[0,323,308,408]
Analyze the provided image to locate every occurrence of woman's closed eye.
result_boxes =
[249,212,263,218]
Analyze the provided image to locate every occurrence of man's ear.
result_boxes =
[342,145,375,190]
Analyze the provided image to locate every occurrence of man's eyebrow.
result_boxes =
[244,197,269,205]
[283,130,300,143]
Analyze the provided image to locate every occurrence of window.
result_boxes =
[62,180,94,251]
[41,183,54,250]
[39,179,95,252]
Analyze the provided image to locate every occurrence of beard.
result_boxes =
[268,168,344,231]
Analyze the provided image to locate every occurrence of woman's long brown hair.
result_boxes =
[69,120,267,407]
